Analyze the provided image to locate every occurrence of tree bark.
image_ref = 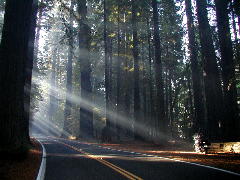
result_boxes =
[0,0,36,153]
[63,0,74,137]
[196,0,224,141]
[116,2,121,140]
[215,0,239,140]
[132,0,141,140]
[77,0,93,139]
[186,64,195,140]
[146,17,155,140]
[152,0,166,141]
[104,0,111,132]
[141,41,147,139]
[24,0,38,141]
[123,13,131,138]
[185,0,205,135]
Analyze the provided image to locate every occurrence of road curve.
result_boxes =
[37,137,240,180]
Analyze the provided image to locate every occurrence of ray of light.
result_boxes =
[31,73,179,142]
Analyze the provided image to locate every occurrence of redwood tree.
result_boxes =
[77,0,93,138]
[195,0,224,141]
[0,0,37,153]
[63,0,74,137]
[132,0,141,140]
[215,0,239,140]
[185,0,205,135]
[152,0,166,140]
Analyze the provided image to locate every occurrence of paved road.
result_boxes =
[37,137,240,180]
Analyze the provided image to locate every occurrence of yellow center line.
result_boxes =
[56,140,143,180]
[99,158,143,180]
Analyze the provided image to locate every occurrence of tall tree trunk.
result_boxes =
[104,0,111,133]
[132,0,141,140]
[141,41,147,139]
[215,0,239,140]
[152,0,166,141]
[77,0,93,138]
[196,0,224,141]
[116,2,121,140]
[123,13,131,138]
[146,17,154,140]
[168,70,174,139]
[24,0,38,140]
[108,38,114,138]
[109,38,113,102]
[165,69,169,125]
[124,57,131,138]
[63,0,74,137]
[165,46,170,136]
[231,0,240,87]
[185,0,205,135]
[0,0,36,153]
[29,0,43,130]
[186,64,195,140]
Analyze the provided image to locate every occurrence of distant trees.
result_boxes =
[1,0,238,146]
[55,0,238,142]
[0,0,37,153]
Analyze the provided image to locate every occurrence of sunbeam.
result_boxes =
[30,72,172,142]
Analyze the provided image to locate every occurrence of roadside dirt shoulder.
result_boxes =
[99,141,240,174]
[0,138,42,180]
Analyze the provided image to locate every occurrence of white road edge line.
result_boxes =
[99,145,240,177]
[101,145,240,177]
[153,155,240,177]
[36,139,47,180]
[44,137,240,177]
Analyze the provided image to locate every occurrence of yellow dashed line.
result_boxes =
[57,141,143,180]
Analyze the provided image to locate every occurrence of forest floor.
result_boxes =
[0,138,42,180]
[97,140,240,174]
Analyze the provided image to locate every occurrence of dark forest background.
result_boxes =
[0,0,239,153]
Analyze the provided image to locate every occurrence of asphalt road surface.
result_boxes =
[37,137,240,180]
